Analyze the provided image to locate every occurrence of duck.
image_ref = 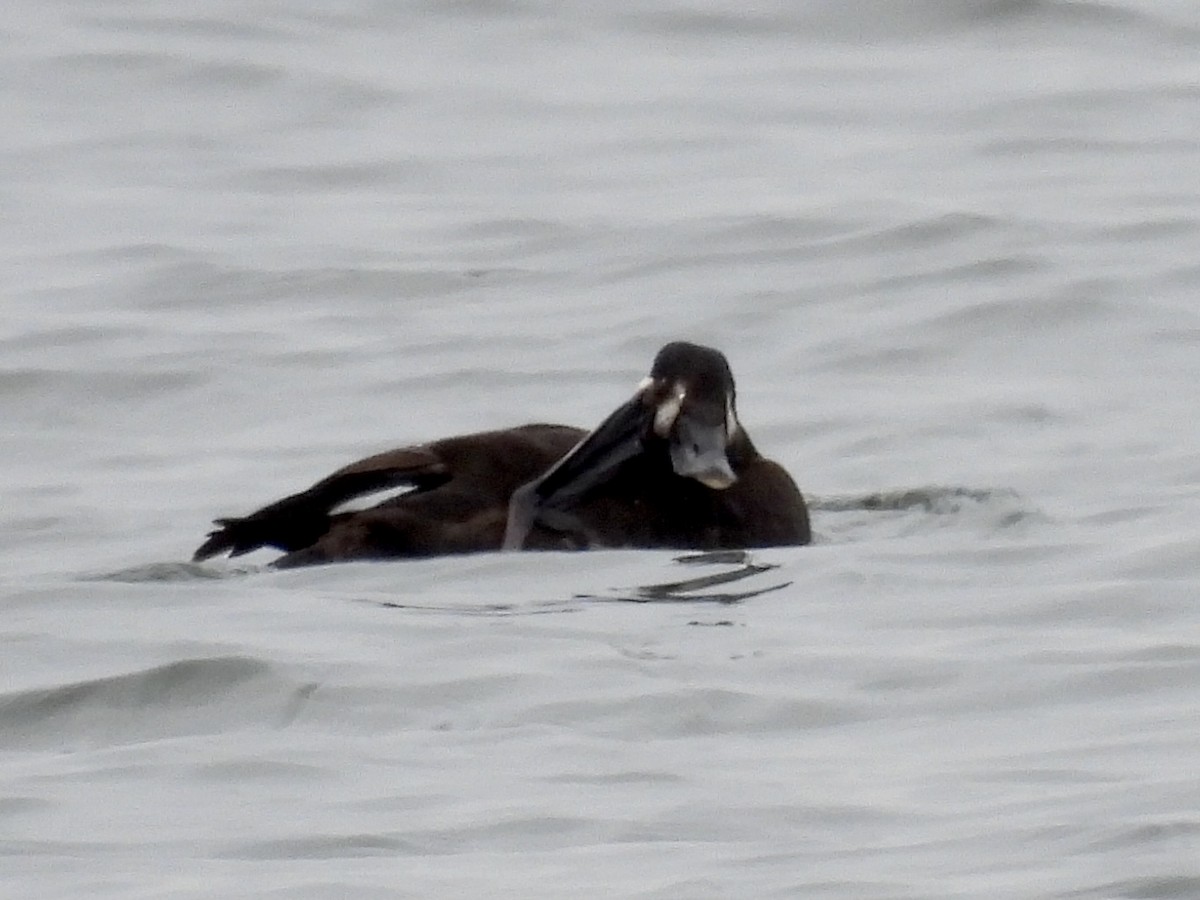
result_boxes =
[192,341,811,567]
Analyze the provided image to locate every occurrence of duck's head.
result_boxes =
[637,341,739,489]
[502,341,744,549]
[523,342,741,507]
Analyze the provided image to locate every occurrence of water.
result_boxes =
[3,1,1200,896]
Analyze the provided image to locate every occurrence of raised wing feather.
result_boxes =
[192,444,449,561]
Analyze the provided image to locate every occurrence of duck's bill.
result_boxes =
[504,394,650,549]
[669,413,737,490]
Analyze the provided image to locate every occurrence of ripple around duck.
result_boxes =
[812,486,1017,514]
[105,487,1036,593]
[811,486,1044,542]
[577,550,793,604]
[0,657,314,750]
[86,561,231,583]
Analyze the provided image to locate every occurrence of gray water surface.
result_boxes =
[3,1,1199,897]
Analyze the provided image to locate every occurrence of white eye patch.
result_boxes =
[725,392,739,438]
[654,381,686,437]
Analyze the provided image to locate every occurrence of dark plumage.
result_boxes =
[193,342,810,567]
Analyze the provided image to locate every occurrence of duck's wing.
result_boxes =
[192,445,450,561]
[503,395,651,550]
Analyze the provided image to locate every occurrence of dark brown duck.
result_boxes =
[193,341,811,567]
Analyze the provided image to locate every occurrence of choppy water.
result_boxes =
[4,1,1200,897]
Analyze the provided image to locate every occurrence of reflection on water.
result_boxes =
[577,550,791,604]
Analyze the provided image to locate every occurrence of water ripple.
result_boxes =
[0,657,314,750]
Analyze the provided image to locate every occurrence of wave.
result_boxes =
[616,0,1200,44]
[0,657,315,751]
[811,485,1044,541]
